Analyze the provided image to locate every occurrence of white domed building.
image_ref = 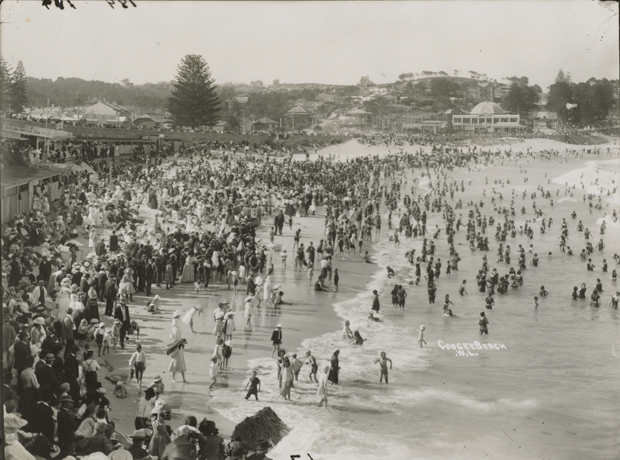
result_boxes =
[452,101,522,133]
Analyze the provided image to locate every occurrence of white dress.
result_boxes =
[56,289,72,321]
[170,318,182,341]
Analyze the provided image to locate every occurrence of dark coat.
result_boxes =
[13,340,31,371]
[114,304,131,325]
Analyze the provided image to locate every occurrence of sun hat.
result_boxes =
[4,412,28,433]
[173,310,183,318]
[109,450,133,460]
[59,395,74,403]
[277,323,282,328]
[154,295,160,300]
[97,388,107,394]
[90,318,99,324]
[129,429,151,439]
[419,325,425,330]
[33,317,46,325]
[44,353,55,361]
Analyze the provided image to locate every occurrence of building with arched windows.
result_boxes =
[451,102,522,133]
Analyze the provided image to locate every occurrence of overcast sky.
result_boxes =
[1,1,618,90]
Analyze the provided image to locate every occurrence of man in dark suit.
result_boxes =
[145,259,155,296]
[104,276,117,316]
[38,256,52,282]
[114,299,131,350]
[109,230,119,252]
[95,239,107,257]
[29,388,56,442]
[13,331,31,394]
[57,395,78,457]
[64,345,81,403]
[35,353,61,396]
[97,270,108,301]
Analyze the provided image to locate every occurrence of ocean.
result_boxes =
[205,143,620,460]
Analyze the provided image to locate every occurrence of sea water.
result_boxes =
[208,147,620,460]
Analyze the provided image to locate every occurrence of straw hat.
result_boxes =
[419,325,425,331]
[109,451,133,460]
[154,295,160,300]
[129,429,151,440]
[33,317,46,325]
[173,310,183,318]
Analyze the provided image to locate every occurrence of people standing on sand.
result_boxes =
[170,310,183,341]
[129,343,146,392]
[271,324,283,358]
[280,356,294,401]
[167,338,187,383]
[334,268,339,292]
[328,350,340,385]
[244,295,254,326]
[375,351,393,384]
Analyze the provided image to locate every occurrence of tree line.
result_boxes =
[1,55,29,115]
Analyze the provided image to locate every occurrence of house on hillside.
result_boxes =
[132,114,158,129]
[252,117,279,131]
[284,106,310,129]
[473,82,495,101]
[359,76,374,87]
[213,120,230,133]
[81,100,132,122]
[451,101,522,133]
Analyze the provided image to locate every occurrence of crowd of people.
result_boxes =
[2,127,618,459]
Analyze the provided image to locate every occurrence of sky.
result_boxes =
[1,1,618,91]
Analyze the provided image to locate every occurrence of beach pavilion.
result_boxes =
[451,101,523,133]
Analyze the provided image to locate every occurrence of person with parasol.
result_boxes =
[167,338,188,383]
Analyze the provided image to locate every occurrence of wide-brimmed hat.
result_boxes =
[419,325,425,330]
[153,376,162,383]
[277,323,282,328]
[173,310,183,318]
[109,450,132,460]
[33,317,46,325]
[44,353,55,362]
[154,295,160,300]
[90,318,99,324]
[97,388,107,394]
[59,395,74,403]
[4,412,28,433]
[130,429,151,440]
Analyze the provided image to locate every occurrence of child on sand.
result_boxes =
[194,281,200,296]
[281,250,287,269]
[375,352,393,384]
[418,325,426,347]
[308,263,314,286]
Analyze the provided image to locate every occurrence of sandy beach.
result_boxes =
[45,135,619,460]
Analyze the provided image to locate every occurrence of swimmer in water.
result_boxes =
[539,286,548,297]
[459,280,468,295]
[418,325,426,348]
[375,351,393,384]
[479,312,489,335]
[533,296,539,309]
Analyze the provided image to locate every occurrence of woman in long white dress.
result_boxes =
[89,228,97,250]
[168,343,187,383]
[56,286,72,322]
[179,254,195,283]
[263,275,272,306]
[170,311,183,341]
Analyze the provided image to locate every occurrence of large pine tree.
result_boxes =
[0,54,13,114]
[9,61,28,114]
[167,55,220,128]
